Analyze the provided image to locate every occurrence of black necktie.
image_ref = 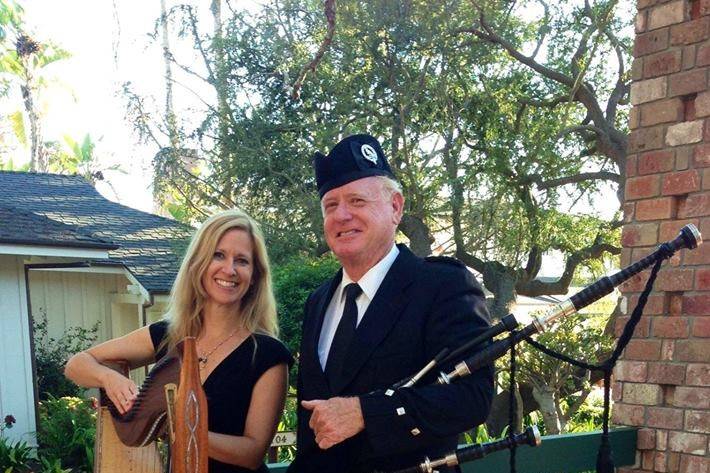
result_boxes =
[325,283,362,387]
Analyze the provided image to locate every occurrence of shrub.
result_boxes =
[37,396,97,473]
[272,254,340,355]
[0,437,35,472]
[32,310,99,400]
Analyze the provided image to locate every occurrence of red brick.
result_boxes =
[670,292,684,316]
[620,270,653,292]
[691,316,710,336]
[621,223,659,247]
[639,150,675,175]
[660,219,699,241]
[636,197,676,220]
[623,382,662,405]
[641,450,655,470]
[696,268,710,289]
[648,406,685,429]
[678,193,710,218]
[695,91,710,117]
[653,317,690,337]
[697,40,710,66]
[702,0,710,16]
[693,142,710,166]
[629,125,665,153]
[628,293,666,315]
[680,453,710,473]
[657,269,695,291]
[649,1,686,30]
[629,107,640,130]
[683,293,710,315]
[671,17,710,45]
[638,0,660,8]
[615,360,649,382]
[612,402,646,426]
[638,428,656,450]
[668,69,708,97]
[648,362,686,384]
[674,339,710,362]
[615,315,651,337]
[625,339,662,360]
[623,202,636,223]
[636,28,670,56]
[641,97,684,125]
[644,50,683,77]
[658,429,669,450]
[704,168,710,188]
[663,170,702,195]
[626,175,662,200]
[632,57,644,81]
[662,339,675,360]
[676,145,693,169]
[685,242,710,264]
[683,44,697,69]
[667,120,704,146]
[686,363,710,386]
[685,410,710,433]
[672,386,710,408]
[668,431,707,454]
[612,380,623,402]
[636,11,648,34]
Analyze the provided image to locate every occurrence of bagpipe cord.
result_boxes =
[509,242,673,473]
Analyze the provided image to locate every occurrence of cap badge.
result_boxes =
[360,144,378,164]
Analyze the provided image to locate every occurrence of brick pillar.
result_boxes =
[616,1,710,472]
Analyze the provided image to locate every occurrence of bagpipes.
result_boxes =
[386,224,702,473]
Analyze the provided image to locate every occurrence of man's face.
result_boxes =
[321,177,404,272]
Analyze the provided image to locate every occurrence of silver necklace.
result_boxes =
[197,327,240,368]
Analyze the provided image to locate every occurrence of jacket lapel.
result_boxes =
[301,270,342,396]
[331,246,419,394]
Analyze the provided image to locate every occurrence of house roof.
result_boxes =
[0,205,118,250]
[0,171,194,294]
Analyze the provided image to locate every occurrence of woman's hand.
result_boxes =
[100,368,139,414]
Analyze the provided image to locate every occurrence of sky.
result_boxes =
[10,1,621,278]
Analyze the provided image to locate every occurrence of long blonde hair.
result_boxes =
[163,208,278,351]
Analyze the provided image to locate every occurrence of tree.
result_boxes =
[126,0,631,433]
[0,0,70,171]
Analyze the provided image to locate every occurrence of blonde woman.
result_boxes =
[65,209,292,473]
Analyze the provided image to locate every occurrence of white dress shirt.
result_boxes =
[318,244,400,369]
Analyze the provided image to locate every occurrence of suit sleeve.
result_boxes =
[358,263,495,455]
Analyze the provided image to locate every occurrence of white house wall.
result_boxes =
[28,270,126,343]
[0,255,37,445]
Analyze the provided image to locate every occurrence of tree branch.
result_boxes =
[291,0,336,100]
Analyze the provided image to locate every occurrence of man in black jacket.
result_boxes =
[288,134,494,473]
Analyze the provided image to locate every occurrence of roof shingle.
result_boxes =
[0,171,194,293]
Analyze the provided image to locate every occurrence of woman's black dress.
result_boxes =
[149,321,293,473]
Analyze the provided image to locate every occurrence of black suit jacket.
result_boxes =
[288,245,494,473]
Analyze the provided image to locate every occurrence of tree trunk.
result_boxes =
[399,214,433,256]
[532,385,562,434]
[210,0,233,201]
[21,82,44,172]
[484,268,518,320]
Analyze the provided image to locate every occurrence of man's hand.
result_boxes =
[302,397,365,449]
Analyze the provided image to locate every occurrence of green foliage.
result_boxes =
[32,310,99,400]
[0,437,35,472]
[275,391,298,463]
[566,390,605,432]
[272,253,340,356]
[37,396,96,473]
[37,457,72,473]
